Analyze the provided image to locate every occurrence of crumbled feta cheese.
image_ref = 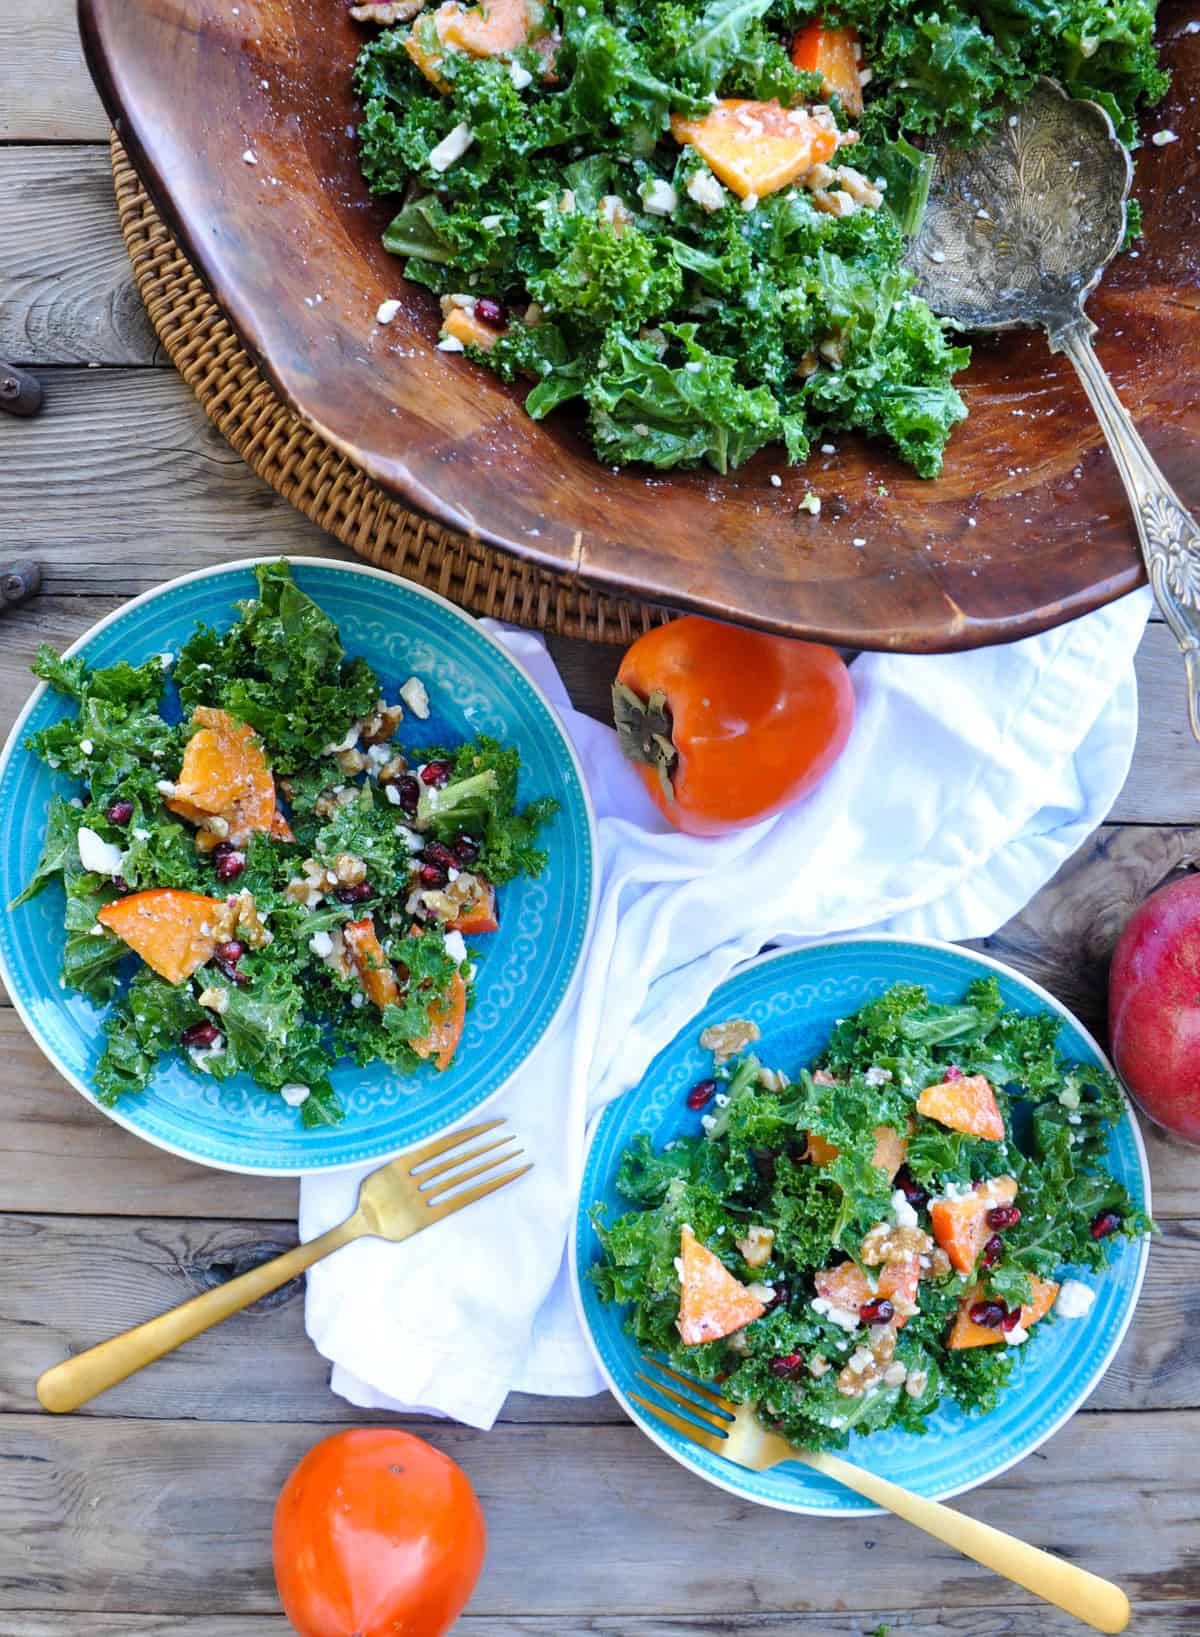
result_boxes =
[865,1065,892,1087]
[1055,1279,1096,1319]
[891,1188,919,1229]
[394,824,423,852]
[1152,128,1179,146]
[769,473,782,488]
[385,783,403,805]
[77,827,124,877]
[820,443,836,454]
[350,991,365,1008]
[686,168,727,213]
[642,178,678,217]
[308,930,335,959]
[811,1295,860,1332]
[132,827,151,842]
[280,1082,311,1107]
[429,123,475,173]
[437,335,466,352]
[741,191,759,212]
[883,1360,907,1387]
[88,923,106,938]
[69,797,84,810]
[399,676,430,719]
[745,1282,775,1304]
[714,1092,729,1108]
[242,149,258,165]
[1004,1324,1029,1346]
[508,59,533,89]
[940,1179,975,1200]
[376,299,402,325]
[852,537,867,548]
[79,739,94,756]
[443,929,468,964]
[799,492,821,515]
[700,1113,717,1133]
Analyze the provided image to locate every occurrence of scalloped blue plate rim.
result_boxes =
[570,935,1152,1515]
[0,555,597,1175]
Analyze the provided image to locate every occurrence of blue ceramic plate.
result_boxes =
[573,937,1151,1513]
[0,558,595,1174]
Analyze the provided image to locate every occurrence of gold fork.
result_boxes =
[632,1356,1130,1636]
[36,1118,530,1414]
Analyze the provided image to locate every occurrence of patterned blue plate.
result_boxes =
[0,559,595,1174]
[572,938,1151,1513]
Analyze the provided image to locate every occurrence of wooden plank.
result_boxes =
[0,1412,1193,1615]
[4,1212,1192,1424]
[0,149,157,367]
[0,0,107,142]
[2,1613,1198,1636]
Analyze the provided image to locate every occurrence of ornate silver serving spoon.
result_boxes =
[907,77,1200,738]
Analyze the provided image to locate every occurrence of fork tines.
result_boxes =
[407,1118,531,1213]
[630,1355,734,1452]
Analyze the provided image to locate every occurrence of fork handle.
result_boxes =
[36,1213,364,1414]
[799,1448,1129,1634]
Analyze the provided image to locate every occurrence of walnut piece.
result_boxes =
[860,1222,933,1267]
[213,889,272,949]
[333,852,367,886]
[349,0,425,21]
[735,1225,775,1268]
[699,1017,761,1065]
[836,1323,897,1398]
[358,701,405,746]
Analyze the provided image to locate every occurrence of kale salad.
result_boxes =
[351,0,1167,475]
[11,561,557,1126]
[591,978,1149,1450]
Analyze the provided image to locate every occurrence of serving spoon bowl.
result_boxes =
[908,76,1200,737]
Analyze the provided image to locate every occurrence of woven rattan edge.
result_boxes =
[110,132,668,645]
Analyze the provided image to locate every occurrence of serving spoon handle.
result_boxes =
[1057,317,1200,740]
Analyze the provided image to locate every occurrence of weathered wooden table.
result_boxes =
[1,10,1198,1633]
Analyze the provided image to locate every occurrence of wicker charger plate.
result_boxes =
[110,135,664,645]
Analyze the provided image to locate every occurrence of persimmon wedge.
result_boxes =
[442,307,505,352]
[343,917,402,1010]
[929,1176,1018,1274]
[167,706,286,849]
[670,101,839,200]
[677,1225,766,1345]
[805,1123,908,1178]
[791,20,863,118]
[948,1277,1059,1349]
[917,1073,1005,1142]
[814,1255,921,1326]
[407,0,535,87]
[411,972,468,1071]
[97,889,225,985]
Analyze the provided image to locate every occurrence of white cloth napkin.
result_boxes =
[301,587,1153,1426]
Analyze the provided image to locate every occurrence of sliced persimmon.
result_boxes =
[676,1225,766,1346]
[948,1277,1060,1349]
[917,1073,1005,1141]
[791,20,863,117]
[442,307,505,352]
[167,706,281,848]
[929,1176,1018,1274]
[804,1123,907,1178]
[411,971,467,1071]
[447,879,499,935]
[815,1255,921,1327]
[407,0,534,86]
[670,100,839,200]
[344,917,402,1011]
[97,888,225,985]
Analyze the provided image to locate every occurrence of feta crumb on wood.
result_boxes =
[376,299,402,324]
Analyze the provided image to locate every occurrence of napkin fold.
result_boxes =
[301,587,1153,1427]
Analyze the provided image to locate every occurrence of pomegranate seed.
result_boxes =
[216,957,251,987]
[334,881,372,903]
[944,1064,964,1081]
[111,875,132,894]
[106,799,134,825]
[987,1204,1021,1230]
[764,1279,791,1312]
[859,1298,894,1325]
[1090,1209,1123,1240]
[981,1234,1003,1268]
[181,1021,221,1049]
[418,861,448,888]
[475,296,507,326]
[397,775,420,815]
[685,1078,717,1110]
[1001,1306,1023,1333]
[214,851,246,883]
[423,840,459,871]
[453,833,481,865]
[420,760,452,787]
[214,940,244,965]
[768,1352,804,1379]
[894,1166,929,1210]
[968,1300,1007,1329]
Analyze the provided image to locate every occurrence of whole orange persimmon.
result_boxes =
[273,1429,486,1637]
[613,617,854,836]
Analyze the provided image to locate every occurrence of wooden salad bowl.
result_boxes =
[79,0,1200,650]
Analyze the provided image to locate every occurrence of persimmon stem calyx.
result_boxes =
[611,681,678,801]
